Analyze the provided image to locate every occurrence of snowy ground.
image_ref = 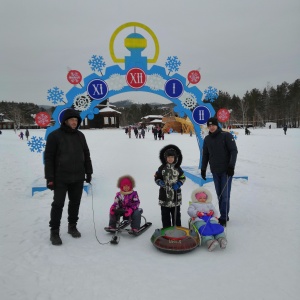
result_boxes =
[0,127,299,300]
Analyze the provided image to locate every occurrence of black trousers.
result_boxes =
[49,181,84,230]
[161,205,181,228]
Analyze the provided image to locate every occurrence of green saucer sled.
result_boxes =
[151,225,200,254]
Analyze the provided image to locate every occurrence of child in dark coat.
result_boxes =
[154,144,186,228]
[105,175,141,233]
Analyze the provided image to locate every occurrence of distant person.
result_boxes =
[245,127,250,135]
[141,128,145,138]
[44,108,93,246]
[201,117,238,227]
[25,128,30,140]
[128,126,132,138]
[19,131,24,140]
[153,127,158,140]
[269,125,271,129]
[134,127,138,138]
[188,188,227,252]
[283,125,287,135]
[154,144,186,228]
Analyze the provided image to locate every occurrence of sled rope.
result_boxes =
[89,183,111,245]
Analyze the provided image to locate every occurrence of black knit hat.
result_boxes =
[207,117,219,127]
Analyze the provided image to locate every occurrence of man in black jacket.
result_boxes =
[201,117,238,226]
[44,108,93,245]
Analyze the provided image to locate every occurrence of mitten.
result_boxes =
[124,208,133,217]
[157,180,165,187]
[207,210,214,216]
[201,169,206,180]
[109,205,116,215]
[227,167,234,177]
[46,179,54,191]
[197,211,204,218]
[172,181,182,191]
[85,174,92,183]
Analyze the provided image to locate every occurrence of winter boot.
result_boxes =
[68,224,81,238]
[207,239,219,252]
[218,237,228,249]
[50,229,62,246]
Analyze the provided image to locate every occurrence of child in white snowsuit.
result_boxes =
[105,175,141,233]
[188,188,227,252]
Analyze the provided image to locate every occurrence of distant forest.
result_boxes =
[1,78,299,128]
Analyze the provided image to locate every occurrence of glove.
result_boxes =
[46,179,54,191]
[197,211,204,218]
[227,167,234,177]
[157,180,165,187]
[109,205,115,215]
[207,210,214,216]
[85,174,92,183]
[124,208,133,217]
[201,169,206,180]
[172,181,182,191]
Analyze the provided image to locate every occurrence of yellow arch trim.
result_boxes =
[109,22,159,64]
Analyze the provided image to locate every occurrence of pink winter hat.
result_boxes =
[117,175,135,193]
[195,192,208,200]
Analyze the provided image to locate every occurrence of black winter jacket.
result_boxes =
[44,110,93,183]
[201,128,238,173]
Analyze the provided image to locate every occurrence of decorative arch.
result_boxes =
[31,22,243,195]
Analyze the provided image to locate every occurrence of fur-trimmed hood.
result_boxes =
[159,144,183,167]
[191,187,213,203]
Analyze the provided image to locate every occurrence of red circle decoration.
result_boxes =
[67,70,82,85]
[126,68,146,89]
[187,70,201,84]
[35,112,51,127]
[217,108,230,122]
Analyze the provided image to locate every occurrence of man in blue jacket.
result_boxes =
[44,109,93,245]
[201,117,238,226]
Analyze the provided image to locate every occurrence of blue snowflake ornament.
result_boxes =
[165,56,181,74]
[47,87,65,105]
[27,136,46,153]
[230,130,237,140]
[88,55,106,74]
[204,86,218,102]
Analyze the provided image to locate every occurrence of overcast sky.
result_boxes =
[1,0,299,105]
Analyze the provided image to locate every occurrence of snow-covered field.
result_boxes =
[0,127,299,300]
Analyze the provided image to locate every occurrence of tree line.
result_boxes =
[210,79,300,128]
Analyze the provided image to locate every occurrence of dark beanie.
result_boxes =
[207,117,219,127]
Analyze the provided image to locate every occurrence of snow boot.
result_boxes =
[218,237,228,249]
[207,239,219,252]
[50,229,62,246]
[68,224,81,238]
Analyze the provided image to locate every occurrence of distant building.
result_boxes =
[0,113,15,129]
[141,115,163,127]
[82,99,121,129]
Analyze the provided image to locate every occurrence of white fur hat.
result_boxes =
[191,187,213,203]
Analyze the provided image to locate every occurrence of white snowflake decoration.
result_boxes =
[200,125,209,140]
[146,74,165,90]
[106,74,126,91]
[179,92,198,109]
[73,95,91,111]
